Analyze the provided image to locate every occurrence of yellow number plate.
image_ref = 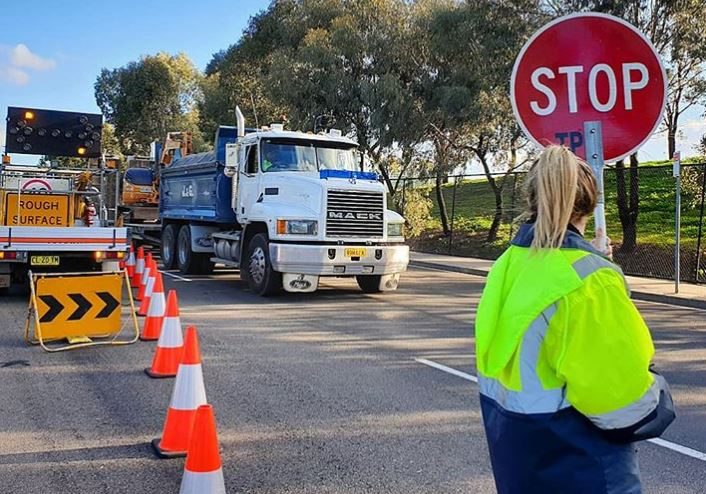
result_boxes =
[344,248,367,258]
[31,256,60,266]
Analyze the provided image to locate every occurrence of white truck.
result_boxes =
[158,108,409,296]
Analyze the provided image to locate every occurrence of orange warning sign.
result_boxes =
[4,193,71,227]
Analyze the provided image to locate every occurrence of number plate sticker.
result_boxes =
[344,248,367,258]
[31,256,60,266]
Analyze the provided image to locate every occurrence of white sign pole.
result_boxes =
[584,121,607,252]
[673,151,681,293]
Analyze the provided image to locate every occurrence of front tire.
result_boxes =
[356,275,383,293]
[161,224,178,270]
[176,226,214,275]
[245,233,282,296]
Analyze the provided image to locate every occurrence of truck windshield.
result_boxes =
[261,140,358,173]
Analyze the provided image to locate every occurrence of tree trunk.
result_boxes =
[668,129,676,159]
[615,154,639,252]
[435,171,451,236]
[486,178,504,244]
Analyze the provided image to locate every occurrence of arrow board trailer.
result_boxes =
[158,117,409,296]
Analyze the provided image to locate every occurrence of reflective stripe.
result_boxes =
[158,316,184,348]
[170,363,207,410]
[572,254,624,279]
[480,305,570,414]
[586,377,660,430]
[144,276,155,297]
[147,292,166,317]
[179,468,226,494]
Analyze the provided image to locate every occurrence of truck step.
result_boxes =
[211,257,240,269]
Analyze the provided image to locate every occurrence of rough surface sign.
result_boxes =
[511,13,666,162]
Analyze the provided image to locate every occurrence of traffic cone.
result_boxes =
[152,327,207,458]
[137,258,156,316]
[136,252,153,301]
[179,405,225,494]
[125,244,136,280]
[145,290,184,377]
[132,246,145,289]
[140,272,166,341]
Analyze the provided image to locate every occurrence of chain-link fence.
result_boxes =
[396,163,706,284]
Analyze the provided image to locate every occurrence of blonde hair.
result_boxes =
[525,146,597,250]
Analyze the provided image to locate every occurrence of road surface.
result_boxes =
[0,267,704,493]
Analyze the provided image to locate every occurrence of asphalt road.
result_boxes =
[0,266,705,493]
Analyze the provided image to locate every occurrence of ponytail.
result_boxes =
[525,146,596,250]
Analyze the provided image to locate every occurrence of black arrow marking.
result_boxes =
[68,293,91,321]
[39,295,63,323]
[96,291,120,318]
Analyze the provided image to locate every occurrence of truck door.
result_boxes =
[237,142,260,222]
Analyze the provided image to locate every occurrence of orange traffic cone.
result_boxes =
[136,252,153,302]
[145,290,184,377]
[152,327,207,458]
[140,272,166,341]
[125,244,136,279]
[179,405,225,494]
[137,258,156,316]
[132,246,145,289]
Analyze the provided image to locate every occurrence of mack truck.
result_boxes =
[158,108,409,296]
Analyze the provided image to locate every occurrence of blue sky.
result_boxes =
[0,0,269,164]
[0,1,703,166]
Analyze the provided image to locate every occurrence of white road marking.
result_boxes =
[161,271,192,282]
[414,358,478,383]
[415,357,706,463]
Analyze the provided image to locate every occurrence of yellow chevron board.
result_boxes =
[35,273,122,340]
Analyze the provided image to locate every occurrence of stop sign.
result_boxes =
[511,13,666,162]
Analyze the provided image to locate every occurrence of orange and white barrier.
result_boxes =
[179,404,226,494]
[125,244,136,279]
[145,290,184,375]
[152,326,207,458]
[132,246,145,289]
[137,258,156,316]
[140,272,166,341]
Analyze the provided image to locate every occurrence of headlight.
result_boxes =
[387,223,404,237]
[276,219,318,235]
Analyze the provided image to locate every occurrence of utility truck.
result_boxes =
[0,107,129,292]
[159,108,409,296]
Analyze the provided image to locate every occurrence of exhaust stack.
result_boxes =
[236,106,245,138]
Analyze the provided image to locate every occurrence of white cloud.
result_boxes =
[0,44,56,86]
[10,44,56,71]
[0,66,29,86]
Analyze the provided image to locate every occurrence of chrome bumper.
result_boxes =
[269,243,409,276]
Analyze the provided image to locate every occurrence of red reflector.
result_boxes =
[105,251,121,259]
[0,251,18,260]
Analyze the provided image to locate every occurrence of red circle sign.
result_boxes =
[511,13,666,162]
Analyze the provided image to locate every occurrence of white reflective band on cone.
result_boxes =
[159,317,184,348]
[144,276,155,297]
[179,469,225,494]
[142,266,151,285]
[147,293,166,317]
[170,364,207,410]
[136,258,144,274]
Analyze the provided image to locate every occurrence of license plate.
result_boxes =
[31,256,60,266]
[344,248,367,258]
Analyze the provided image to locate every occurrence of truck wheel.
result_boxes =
[246,233,282,296]
[177,226,214,275]
[161,224,178,270]
[356,275,383,293]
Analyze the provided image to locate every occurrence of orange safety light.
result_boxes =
[24,111,35,120]
[77,146,87,156]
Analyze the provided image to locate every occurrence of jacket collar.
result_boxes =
[511,222,603,256]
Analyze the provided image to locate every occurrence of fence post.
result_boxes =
[673,153,681,293]
[695,164,706,283]
[448,176,459,255]
[401,178,407,213]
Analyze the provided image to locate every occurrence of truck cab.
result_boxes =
[159,113,409,296]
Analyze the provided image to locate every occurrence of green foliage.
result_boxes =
[95,53,204,154]
[401,187,435,237]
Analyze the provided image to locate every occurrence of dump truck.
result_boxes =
[0,107,129,292]
[158,108,409,296]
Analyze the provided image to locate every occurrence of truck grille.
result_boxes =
[326,190,384,238]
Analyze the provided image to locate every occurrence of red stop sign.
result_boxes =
[511,13,666,162]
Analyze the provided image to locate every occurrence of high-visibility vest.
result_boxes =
[476,223,656,494]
